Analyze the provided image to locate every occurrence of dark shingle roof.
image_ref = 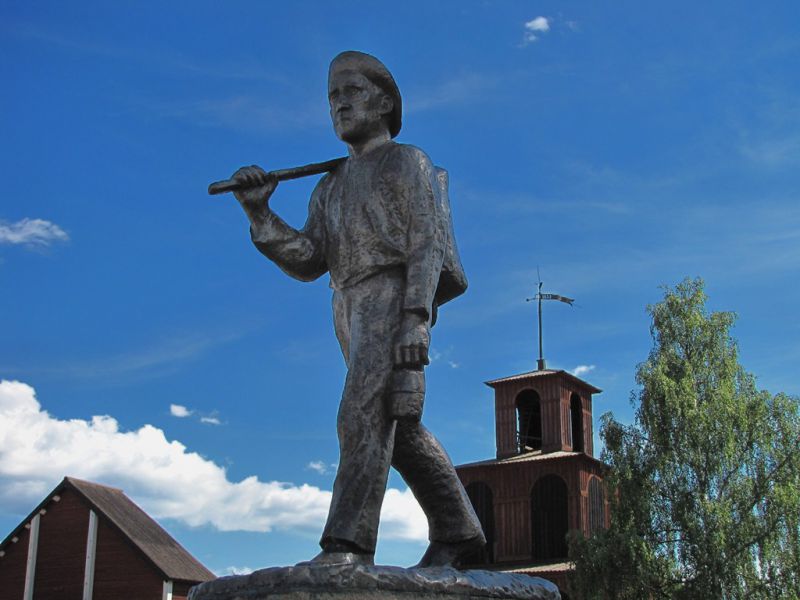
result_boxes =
[1,477,214,584]
[484,369,602,394]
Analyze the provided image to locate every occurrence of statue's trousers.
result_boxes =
[321,268,484,554]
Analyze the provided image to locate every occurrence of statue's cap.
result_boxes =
[329,51,402,138]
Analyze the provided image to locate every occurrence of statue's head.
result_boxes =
[328,51,402,144]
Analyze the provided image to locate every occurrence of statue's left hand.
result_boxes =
[394,313,430,369]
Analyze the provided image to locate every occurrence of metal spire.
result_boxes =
[526,269,575,370]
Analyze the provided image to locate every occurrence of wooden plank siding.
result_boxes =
[467,370,606,597]
[585,396,594,456]
[457,454,605,564]
[494,382,516,458]
[490,372,598,457]
[92,516,164,600]
[172,580,195,600]
[2,478,213,600]
[31,490,89,599]
[0,522,30,600]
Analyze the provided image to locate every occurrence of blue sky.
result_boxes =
[2,0,799,575]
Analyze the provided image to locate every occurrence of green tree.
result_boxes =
[569,278,800,599]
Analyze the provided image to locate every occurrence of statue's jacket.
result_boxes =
[249,140,483,552]
[251,141,467,318]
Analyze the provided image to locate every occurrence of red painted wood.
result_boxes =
[2,482,211,600]
[458,457,598,562]
[461,370,608,572]
[0,523,30,600]
[32,489,89,599]
[174,580,195,598]
[92,517,163,599]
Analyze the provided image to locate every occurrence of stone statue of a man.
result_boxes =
[228,51,485,568]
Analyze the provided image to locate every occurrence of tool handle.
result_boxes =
[208,157,346,195]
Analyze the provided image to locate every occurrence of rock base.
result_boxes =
[188,564,560,600]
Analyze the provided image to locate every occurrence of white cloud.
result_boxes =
[526,16,551,32]
[217,566,254,576]
[169,404,222,425]
[428,347,459,369]
[522,16,551,45]
[170,404,192,418]
[171,402,222,425]
[0,218,69,247]
[0,380,426,541]
[571,364,596,377]
[379,488,428,543]
[306,460,330,475]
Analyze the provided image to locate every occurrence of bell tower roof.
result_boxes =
[485,368,602,394]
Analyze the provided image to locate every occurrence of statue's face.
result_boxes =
[328,70,391,144]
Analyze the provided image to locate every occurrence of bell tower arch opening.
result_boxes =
[515,390,542,452]
[570,393,583,453]
[530,474,569,560]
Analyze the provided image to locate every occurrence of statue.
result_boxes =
[218,51,485,569]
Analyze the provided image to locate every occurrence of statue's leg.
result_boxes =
[319,270,403,555]
[392,421,485,545]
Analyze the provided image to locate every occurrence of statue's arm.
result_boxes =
[387,146,446,368]
[230,165,327,282]
[397,148,446,320]
[250,183,328,282]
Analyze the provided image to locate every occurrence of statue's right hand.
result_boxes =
[231,165,278,219]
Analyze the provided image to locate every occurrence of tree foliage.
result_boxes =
[569,278,800,599]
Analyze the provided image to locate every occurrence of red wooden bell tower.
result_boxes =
[455,368,608,595]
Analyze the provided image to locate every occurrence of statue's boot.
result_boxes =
[297,540,375,567]
[296,550,375,567]
[414,536,485,568]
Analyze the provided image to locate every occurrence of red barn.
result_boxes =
[456,369,609,598]
[0,477,214,600]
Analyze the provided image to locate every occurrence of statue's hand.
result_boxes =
[393,312,430,369]
[231,165,278,221]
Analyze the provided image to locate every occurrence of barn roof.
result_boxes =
[0,477,214,584]
[484,369,602,394]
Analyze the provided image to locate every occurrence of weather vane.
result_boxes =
[526,268,574,370]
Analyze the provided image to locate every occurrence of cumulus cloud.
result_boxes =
[200,416,221,426]
[170,404,192,418]
[0,380,426,540]
[571,364,596,377]
[0,218,69,247]
[379,488,429,542]
[522,16,550,45]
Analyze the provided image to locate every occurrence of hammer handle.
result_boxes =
[208,157,346,195]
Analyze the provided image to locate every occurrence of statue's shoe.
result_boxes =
[296,551,375,567]
[413,536,485,568]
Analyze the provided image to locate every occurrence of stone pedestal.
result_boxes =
[188,564,560,600]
